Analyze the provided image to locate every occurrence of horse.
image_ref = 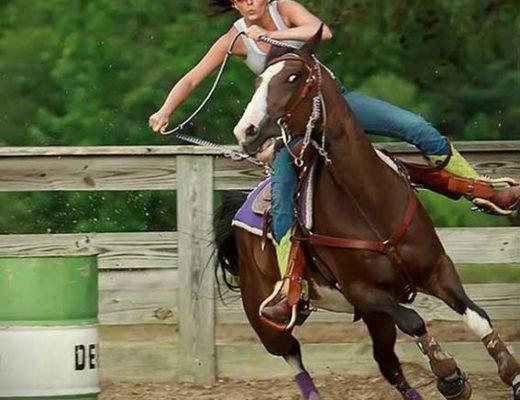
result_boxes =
[214,27,520,400]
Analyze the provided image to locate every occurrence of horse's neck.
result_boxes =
[321,85,391,183]
[314,80,410,233]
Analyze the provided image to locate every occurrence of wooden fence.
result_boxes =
[0,141,519,384]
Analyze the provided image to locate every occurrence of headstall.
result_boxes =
[265,52,331,167]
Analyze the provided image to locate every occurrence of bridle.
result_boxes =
[159,32,332,171]
[266,52,332,167]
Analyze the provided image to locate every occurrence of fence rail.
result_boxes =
[0,142,519,383]
[0,141,519,192]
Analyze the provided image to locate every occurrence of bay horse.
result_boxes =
[214,28,520,400]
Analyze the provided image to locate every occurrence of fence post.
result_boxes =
[176,155,216,384]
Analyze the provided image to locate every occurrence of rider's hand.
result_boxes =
[148,109,170,134]
[245,25,269,41]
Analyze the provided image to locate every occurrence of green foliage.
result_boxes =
[0,0,517,233]
[0,191,177,234]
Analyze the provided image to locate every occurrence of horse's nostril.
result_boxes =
[245,125,258,137]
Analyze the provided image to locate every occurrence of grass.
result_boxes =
[456,264,520,284]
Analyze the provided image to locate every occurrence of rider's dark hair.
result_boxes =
[208,0,235,16]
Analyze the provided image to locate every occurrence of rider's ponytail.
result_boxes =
[208,0,234,16]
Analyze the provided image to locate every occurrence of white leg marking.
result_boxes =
[513,374,520,387]
[462,309,493,339]
[284,354,305,374]
[233,62,286,144]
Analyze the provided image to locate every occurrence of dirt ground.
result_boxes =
[100,364,512,400]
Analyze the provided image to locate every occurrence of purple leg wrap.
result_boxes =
[403,389,423,400]
[295,371,321,400]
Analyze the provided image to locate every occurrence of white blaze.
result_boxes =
[233,62,286,144]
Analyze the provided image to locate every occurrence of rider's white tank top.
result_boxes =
[233,0,304,76]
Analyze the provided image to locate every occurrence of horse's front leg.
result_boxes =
[347,283,471,400]
[363,312,423,400]
[427,254,520,400]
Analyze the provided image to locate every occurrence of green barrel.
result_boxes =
[0,256,99,399]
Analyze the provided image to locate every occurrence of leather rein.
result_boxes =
[268,53,419,301]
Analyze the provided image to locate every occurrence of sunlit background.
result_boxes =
[0,0,517,233]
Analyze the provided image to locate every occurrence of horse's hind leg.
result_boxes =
[363,312,423,399]
[349,284,470,399]
[427,254,520,399]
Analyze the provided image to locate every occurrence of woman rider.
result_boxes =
[149,0,519,322]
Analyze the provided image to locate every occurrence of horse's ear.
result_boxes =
[299,24,323,57]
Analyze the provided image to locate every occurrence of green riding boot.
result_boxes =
[420,144,520,215]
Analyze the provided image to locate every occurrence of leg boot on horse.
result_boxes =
[426,254,520,399]
[349,284,471,400]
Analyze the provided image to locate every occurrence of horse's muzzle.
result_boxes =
[241,120,281,156]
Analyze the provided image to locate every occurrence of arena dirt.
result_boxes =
[100,363,510,400]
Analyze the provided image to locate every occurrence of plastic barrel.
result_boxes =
[0,256,99,399]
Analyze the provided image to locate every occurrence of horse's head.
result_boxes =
[233,26,324,164]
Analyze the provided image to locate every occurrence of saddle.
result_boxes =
[231,165,316,240]
[231,149,397,238]
[251,184,271,215]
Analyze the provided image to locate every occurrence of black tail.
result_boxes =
[214,191,248,291]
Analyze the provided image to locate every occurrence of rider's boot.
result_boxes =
[261,230,306,325]
[412,145,520,215]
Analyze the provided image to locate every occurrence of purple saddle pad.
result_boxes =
[231,164,315,238]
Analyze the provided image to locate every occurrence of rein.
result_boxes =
[159,32,268,170]
[159,31,332,171]
[158,33,322,171]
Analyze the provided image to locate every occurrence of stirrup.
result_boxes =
[478,175,519,187]
[258,280,299,331]
[472,198,515,216]
[471,175,519,216]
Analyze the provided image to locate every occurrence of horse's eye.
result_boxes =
[287,74,299,83]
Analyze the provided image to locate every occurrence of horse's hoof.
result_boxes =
[402,389,423,400]
[295,371,322,400]
[437,369,472,400]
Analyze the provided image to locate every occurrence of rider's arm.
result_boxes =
[270,0,333,42]
[159,28,241,116]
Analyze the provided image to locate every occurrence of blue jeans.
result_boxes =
[271,88,450,243]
